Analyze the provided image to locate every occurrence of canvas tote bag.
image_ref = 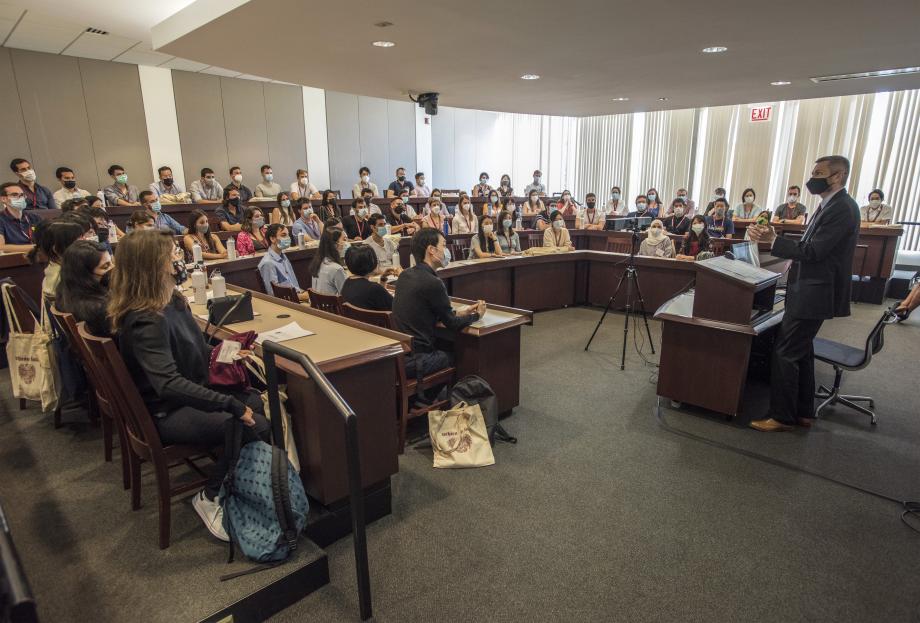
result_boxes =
[428,401,495,468]
[2,284,58,411]
[244,355,301,473]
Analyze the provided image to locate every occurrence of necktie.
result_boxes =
[803,202,825,241]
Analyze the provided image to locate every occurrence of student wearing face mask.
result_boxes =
[470,215,503,259]
[365,213,400,272]
[310,227,348,295]
[183,209,228,260]
[104,164,140,207]
[343,198,373,240]
[627,195,650,218]
[0,182,42,253]
[10,158,56,209]
[421,198,450,234]
[216,188,244,232]
[386,167,414,198]
[289,169,320,201]
[482,191,503,218]
[141,190,186,234]
[412,172,431,198]
[353,166,379,198]
[860,189,894,225]
[127,210,156,232]
[452,197,479,234]
[236,207,269,255]
[272,192,296,226]
[605,186,628,216]
[224,166,253,204]
[150,166,187,203]
[318,190,340,221]
[356,189,381,216]
[773,185,807,224]
[53,167,91,206]
[32,218,85,304]
[258,224,310,301]
[705,198,735,238]
[497,175,514,198]
[543,210,574,250]
[291,199,324,241]
[254,165,282,198]
[645,188,663,217]
[472,172,492,198]
[55,240,113,337]
[189,168,223,204]
[496,210,521,254]
[576,193,606,230]
[555,190,578,217]
[386,198,417,235]
[341,244,394,312]
[704,187,727,215]
[676,215,712,260]
[77,205,123,253]
[733,188,760,220]
[674,188,696,215]
[523,170,546,196]
[638,219,676,258]
[523,191,546,217]
[393,228,485,379]
[661,198,691,234]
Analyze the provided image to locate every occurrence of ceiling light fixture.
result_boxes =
[770,81,791,86]
[372,41,396,48]
[658,97,669,101]
[701,46,727,54]
[520,74,540,80]
[611,97,629,101]
[810,66,920,83]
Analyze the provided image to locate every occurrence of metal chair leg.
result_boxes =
[836,397,877,425]
[839,394,874,407]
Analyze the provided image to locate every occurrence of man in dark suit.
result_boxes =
[747,155,860,432]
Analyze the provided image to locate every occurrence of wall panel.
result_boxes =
[220,77,269,185]
[0,47,32,179]
[387,100,416,182]
[264,83,307,188]
[325,91,361,196]
[172,70,229,187]
[357,96,390,190]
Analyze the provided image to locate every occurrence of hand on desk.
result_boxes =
[461,300,487,317]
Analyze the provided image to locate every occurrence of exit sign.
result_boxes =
[750,106,772,122]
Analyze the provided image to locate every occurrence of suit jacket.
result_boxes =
[771,190,860,320]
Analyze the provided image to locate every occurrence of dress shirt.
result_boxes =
[104,183,140,206]
[53,187,90,206]
[19,182,56,209]
[258,247,302,292]
[189,179,223,202]
[0,208,40,245]
[154,211,186,235]
[291,216,322,240]
[150,181,185,197]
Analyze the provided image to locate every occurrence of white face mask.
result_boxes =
[431,205,441,214]
[743,196,754,205]
[361,175,369,183]
[357,208,368,218]
[869,199,881,208]
[677,195,687,202]
[649,226,663,239]
[674,207,685,217]
[21,169,36,182]
[419,178,425,186]
[299,176,308,184]
[787,194,798,204]
[482,224,493,234]
[692,223,705,234]
[461,203,471,212]
[636,203,648,212]
[552,220,564,229]
[233,174,243,183]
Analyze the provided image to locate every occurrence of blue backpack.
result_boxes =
[219,421,309,577]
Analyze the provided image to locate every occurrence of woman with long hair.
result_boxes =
[318,190,339,221]
[183,209,227,260]
[109,230,269,542]
[470,213,503,259]
[31,217,86,304]
[496,209,521,254]
[677,215,712,260]
[55,240,112,337]
[235,206,268,255]
[309,227,347,295]
[271,191,296,226]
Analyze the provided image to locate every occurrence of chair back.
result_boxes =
[341,302,393,330]
[1,281,37,333]
[863,309,893,365]
[606,240,632,254]
[52,308,113,416]
[252,268,267,293]
[271,281,300,303]
[76,323,164,460]
[527,233,544,249]
[307,288,344,315]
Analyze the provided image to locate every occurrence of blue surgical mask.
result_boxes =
[647,193,657,201]
[278,236,291,249]
[442,247,451,267]
[151,201,162,213]
[502,219,513,229]
[376,226,388,237]
[10,196,27,211]
[611,192,620,201]
[281,199,291,208]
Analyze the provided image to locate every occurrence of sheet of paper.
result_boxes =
[215,340,241,363]
[254,321,315,345]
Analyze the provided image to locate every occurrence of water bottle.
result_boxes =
[192,240,203,264]
[297,231,305,248]
[96,190,106,208]
[392,251,401,269]
[108,219,117,241]
[191,268,207,304]
[211,269,226,298]
[227,237,237,260]
[515,215,522,230]
[409,254,416,267]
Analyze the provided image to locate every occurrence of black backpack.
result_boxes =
[448,375,517,446]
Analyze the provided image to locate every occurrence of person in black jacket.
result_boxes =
[341,243,393,311]
[108,230,269,540]
[748,155,861,432]
[55,240,112,337]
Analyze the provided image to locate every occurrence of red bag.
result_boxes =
[208,331,257,388]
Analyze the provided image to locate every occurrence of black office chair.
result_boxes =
[813,309,896,425]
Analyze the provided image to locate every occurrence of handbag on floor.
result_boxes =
[429,401,495,469]
[449,375,517,446]
[2,285,58,411]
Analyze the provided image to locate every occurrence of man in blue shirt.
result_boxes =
[386,167,414,198]
[215,187,244,232]
[626,194,652,219]
[258,224,310,302]
[705,197,735,238]
[0,182,41,253]
[139,190,186,235]
[10,158,55,209]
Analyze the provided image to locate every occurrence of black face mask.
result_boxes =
[163,178,174,187]
[63,180,77,189]
[99,271,111,288]
[96,227,110,243]
[586,202,596,209]
[229,197,240,207]
[805,175,831,195]
[393,205,403,214]
[397,175,405,182]
[172,260,188,286]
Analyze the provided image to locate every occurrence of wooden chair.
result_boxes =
[606,240,632,254]
[448,241,469,262]
[77,323,212,549]
[341,303,456,452]
[271,281,301,303]
[307,288,343,315]
[252,268,266,293]
[527,233,544,249]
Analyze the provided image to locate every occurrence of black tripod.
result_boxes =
[584,229,655,370]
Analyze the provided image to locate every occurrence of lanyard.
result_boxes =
[586,209,596,224]
[355,218,366,238]
[554,229,563,246]
[867,207,882,222]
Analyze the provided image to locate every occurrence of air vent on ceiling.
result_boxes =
[810,66,920,83]
[85,27,109,35]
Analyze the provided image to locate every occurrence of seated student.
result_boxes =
[392,228,485,378]
[496,210,522,254]
[385,197,417,235]
[317,190,340,222]
[452,196,479,234]
[360,188,383,215]
[411,172,431,198]
[127,209,156,232]
[861,188,894,224]
[523,169,545,196]
[497,174,514,198]
[481,190,503,218]
[110,230,270,541]
[254,164,282,198]
[183,209,227,261]
[576,193,606,230]
[626,195,652,218]
[661,198,691,234]
[704,187,727,215]
[324,216,344,233]
[472,172,492,198]
[137,190,186,235]
[420,189,446,216]
[271,191,296,226]
[103,164,140,207]
[470,214,504,259]
[772,185,806,223]
[258,224,310,301]
[420,196,450,234]
[605,186,628,216]
[705,198,735,238]
[149,165,187,203]
[554,191,579,217]
[894,280,920,321]
[215,188,244,232]
[236,207,268,255]
[55,240,113,337]
[189,168,223,204]
[365,213,400,271]
[676,215,712,260]
[53,166,91,206]
[341,244,394,311]
[386,167,414,198]
[398,189,419,219]
[645,188,663,217]
[309,228,347,295]
[543,210,575,250]
[638,219,676,258]
[78,205,124,251]
[290,169,320,201]
[291,199,324,241]
[343,198,373,240]
[674,188,696,215]
[224,165,253,204]
[733,188,760,220]
[352,166,379,198]
[534,203,553,231]
[522,190,546,216]
[32,218,85,304]
[0,182,44,254]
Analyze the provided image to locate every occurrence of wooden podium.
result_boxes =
[654,256,783,418]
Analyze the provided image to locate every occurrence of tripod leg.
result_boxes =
[585,271,628,351]
[621,272,633,370]
[631,272,656,354]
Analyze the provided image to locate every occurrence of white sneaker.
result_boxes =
[192,490,229,542]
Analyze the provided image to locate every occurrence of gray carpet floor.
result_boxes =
[1,301,918,622]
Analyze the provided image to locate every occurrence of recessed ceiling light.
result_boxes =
[701,46,727,54]
[520,74,540,80]
[372,41,396,48]
[771,81,791,86]
[611,97,629,101]
[810,66,920,83]
[374,21,394,28]
[658,97,669,101]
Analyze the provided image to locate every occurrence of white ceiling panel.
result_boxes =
[199,65,241,77]
[0,6,24,43]
[158,56,208,71]
[112,42,174,66]
[62,30,136,61]
[4,12,83,53]
[236,73,270,82]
